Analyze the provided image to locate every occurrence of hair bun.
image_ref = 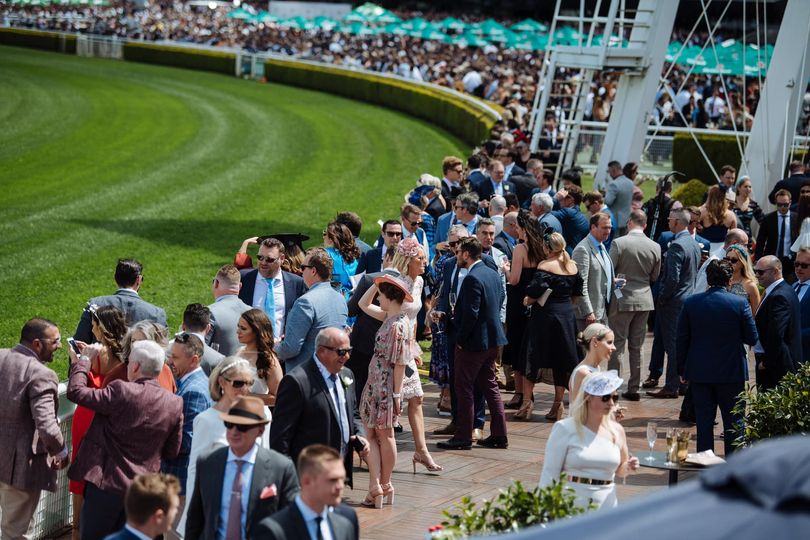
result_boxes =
[576,331,586,345]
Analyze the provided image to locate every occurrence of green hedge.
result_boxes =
[264,59,498,147]
[122,42,235,75]
[672,179,708,207]
[672,132,741,185]
[0,28,76,54]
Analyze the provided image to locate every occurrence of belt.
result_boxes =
[567,475,613,486]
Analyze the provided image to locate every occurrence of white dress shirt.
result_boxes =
[294,495,333,540]
[217,443,260,540]
[252,270,286,339]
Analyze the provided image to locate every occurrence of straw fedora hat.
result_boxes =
[219,396,269,426]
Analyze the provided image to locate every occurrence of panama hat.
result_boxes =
[219,396,269,426]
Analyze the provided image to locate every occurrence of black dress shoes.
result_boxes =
[621,391,641,401]
[437,438,473,450]
[476,435,509,449]
[646,389,679,399]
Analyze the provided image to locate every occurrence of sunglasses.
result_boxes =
[300,264,315,271]
[323,345,353,357]
[776,203,791,208]
[256,255,279,263]
[448,240,460,248]
[224,377,254,389]
[600,394,620,403]
[224,421,256,433]
[409,220,423,227]
[753,268,770,276]
[385,231,402,237]
[722,257,740,264]
[452,168,463,173]
[796,262,810,269]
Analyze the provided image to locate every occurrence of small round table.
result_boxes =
[638,451,706,486]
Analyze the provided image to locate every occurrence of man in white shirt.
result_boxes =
[106,473,181,540]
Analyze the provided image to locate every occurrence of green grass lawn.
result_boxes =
[0,45,469,377]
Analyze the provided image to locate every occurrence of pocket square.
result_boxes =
[260,484,277,499]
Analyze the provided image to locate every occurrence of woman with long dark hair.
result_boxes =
[323,221,361,299]
[236,308,283,405]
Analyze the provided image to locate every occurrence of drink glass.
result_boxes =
[677,432,690,462]
[665,428,677,465]
[646,422,658,461]
[615,273,627,289]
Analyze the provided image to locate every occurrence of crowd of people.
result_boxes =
[4,130,810,538]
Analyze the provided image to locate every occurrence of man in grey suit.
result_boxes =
[208,264,252,356]
[181,303,225,376]
[0,318,68,539]
[604,161,635,235]
[608,210,662,400]
[648,208,702,399]
[74,258,166,343]
[573,212,615,330]
[276,248,348,372]
[254,445,358,540]
[185,396,298,540]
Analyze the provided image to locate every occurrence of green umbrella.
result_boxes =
[414,27,448,41]
[511,18,548,33]
[343,21,375,36]
[438,17,467,32]
[282,16,315,30]
[378,22,407,36]
[227,7,252,20]
[449,32,491,48]
[515,33,549,51]
[488,29,520,44]
[478,19,509,38]
[553,26,582,46]
[353,2,386,17]
[369,11,401,24]
[256,11,279,24]
[313,16,337,30]
[400,17,429,31]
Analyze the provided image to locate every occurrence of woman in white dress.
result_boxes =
[569,323,615,400]
[235,308,283,406]
[177,357,271,535]
[390,237,443,473]
[539,371,638,511]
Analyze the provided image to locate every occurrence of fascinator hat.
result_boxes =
[396,237,422,258]
[582,370,624,397]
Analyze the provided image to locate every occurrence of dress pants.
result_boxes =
[754,353,790,391]
[447,333,485,429]
[608,309,650,392]
[454,346,507,441]
[0,481,40,540]
[81,483,125,540]
[647,312,665,379]
[691,381,744,457]
[658,303,684,392]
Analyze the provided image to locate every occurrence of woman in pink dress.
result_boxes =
[357,274,416,508]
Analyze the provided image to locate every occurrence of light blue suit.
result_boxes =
[276,282,348,371]
[435,211,455,245]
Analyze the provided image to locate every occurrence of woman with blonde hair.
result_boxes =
[539,371,638,511]
[520,231,583,421]
[389,237,442,473]
[723,243,761,313]
[699,185,737,252]
[569,323,616,400]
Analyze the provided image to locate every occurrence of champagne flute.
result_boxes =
[449,291,457,314]
[665,427,677,465]
[646,421,658,461]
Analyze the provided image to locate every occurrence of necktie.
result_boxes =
[329,374,348,456]
[795,282,806,299]
[225,460,245,540]
[778,215,786,258]
[314,516,324,540]
[264,278,276,332]
[599,244,611,302]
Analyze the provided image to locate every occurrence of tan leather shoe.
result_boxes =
[472,428,484,441]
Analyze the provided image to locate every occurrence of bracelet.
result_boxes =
[392,393,401,399]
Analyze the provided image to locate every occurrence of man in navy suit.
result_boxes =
[768,160,807,205]
[438,238,508,450]
[466,153,489,192]
[794,248,810,364]
[441,155,465,210]
[357,220,401,274]
[474,160,516,204]
[104,473,181,540]
[239,237,305,339]
[551,185,589,254]
[753,256,803,390]
[677,260,758,456]
[435,192,480,245]
[496,147,526,181]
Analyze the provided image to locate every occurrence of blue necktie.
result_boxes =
[264,278,277,334]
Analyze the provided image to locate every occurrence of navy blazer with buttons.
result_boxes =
[238,269,305,321]
[474,179,517,202]
[452,260,508,352]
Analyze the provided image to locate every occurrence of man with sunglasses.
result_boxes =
[357,220,401,274]
[756,189,798,282]
[440,155,465,209]
[186,396,298,540]
[400,203,431,261]
[794,247,810,365]
[239,238,306,341]
[436,192,481,246]
[0,318,68,540]
[270,328,368,490]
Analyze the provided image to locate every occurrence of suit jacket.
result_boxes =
[609,229,661,312]
[657,231,710,254]
[185,446,298,540]
[67,360,183,497]
[161,369,213,494]
[354,237,371,255]
[254,501,357,540]
[677,288,758,384]
[207,294,252,357]
[276,282,348,371]
[452,260,507,352]
[493,231,516,261]
[269,360,365,487]
[347,272,385,356]
[102,528,141,540]
[74,288,166,343]
[768,174,809,204]
[356,247,383,275]
[604,175,635,227]
[657,230,701,310]
[435,211,455,244]
[199,342,226,377]
[424,195,446,221]
[538,212,563,235]
[755,280,802,377]
[573,236,614,321]
[755,210,799,259]
[441,181,463,207]
[509,174,537,206]
[797,281,810,364]
[474,179,517,202]
[551,207,589,255]
[238,269,306,325]
[504,163,526,181]
[466,170,488,192]
[0,345,65,492]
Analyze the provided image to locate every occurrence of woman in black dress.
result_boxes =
[503,210,547,412]
[520,231,583,421]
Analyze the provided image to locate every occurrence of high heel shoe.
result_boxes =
[504,393,523,409]
[512,401,534,421]
[545,401,564,421]
[413,452,444,473]
[360,486,384,509]
[381,483,395,505]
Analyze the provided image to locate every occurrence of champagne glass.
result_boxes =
[449,292,457,314]
[665,428,677,465]
[646,421,658,461]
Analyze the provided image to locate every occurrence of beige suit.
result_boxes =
[0,345,66,539]
[608,229,662,392]
[573,236,614,327]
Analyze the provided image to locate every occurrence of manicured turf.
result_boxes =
[0,45,468,377]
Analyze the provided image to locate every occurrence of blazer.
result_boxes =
[551,207,589,255]
[493,231,516,261]
[754,210,799,259]
[207,294,252,357]
[185,446,299,540]
[509,174,537,206]
[798,281,810,364]
[538,212,563,235]
[604,175,635,227]
[440,181,463,206]
[238,269,306,322]
[0,345,65,492]
[269,360,365,488]
[276,282,348,372]
[67,360,183,497]
[466,170,488,192]
[474,179,517,202]
[437,255,499,315]
[199,343,226,377]
[452,260,508,352]
[572,236,614,321]
[356,247,383,275]
[657,231,710,254]
[435,211,455,245]
[755,280,802,376]
[609,229,661,312]
[102,528,141,540]
[424,195,446,221]
[504,163,526,181]
[254,501,357,540]
[74,288,166,343]
[347,272,385,356]
[657,230,701,309]
[768,174,809,204]
[676,287,758,384]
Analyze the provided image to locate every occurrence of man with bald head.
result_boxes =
[753,256,802,390]
[270,328,368,488]
[494,212,519,261]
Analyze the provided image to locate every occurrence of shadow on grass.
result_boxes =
[69,218,325,254]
